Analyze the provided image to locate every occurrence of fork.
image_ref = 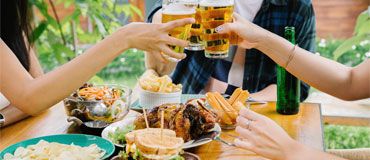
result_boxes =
[214,136,236,147]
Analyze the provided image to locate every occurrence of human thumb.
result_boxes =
[215,23,235,34]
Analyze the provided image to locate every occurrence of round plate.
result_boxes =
[101,116,137,148]
[110,151,200,160]
[102,116,221,149]
[0,134,115,159]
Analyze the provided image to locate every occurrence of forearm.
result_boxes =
[15,31,128,115]
[287,141,346,160]
[250,84,277,101]
[0,105,28,126]
[256,32,366,100]
[25,35,127,114]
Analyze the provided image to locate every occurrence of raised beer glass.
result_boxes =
[199,0,234,58]
[162,0,196,57]
[185,0,204,51]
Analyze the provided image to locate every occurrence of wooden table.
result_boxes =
[0,102,324,159]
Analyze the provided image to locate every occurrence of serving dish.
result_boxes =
[138,88,181,109]
[0,134,115,159]
[64,84,132,130]
[101,115,221,149]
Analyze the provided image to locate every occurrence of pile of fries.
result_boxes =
[206,88,249,125]
[139,70,182,93]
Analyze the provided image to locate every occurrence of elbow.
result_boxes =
[337,95,359,101]
[15,93,48,116]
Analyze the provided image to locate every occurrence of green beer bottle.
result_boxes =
[276,26,300,115]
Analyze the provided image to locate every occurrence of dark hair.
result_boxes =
[1,0,32,71]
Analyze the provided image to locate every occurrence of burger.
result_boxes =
[123,128,185,160]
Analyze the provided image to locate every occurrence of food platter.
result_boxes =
[101,115,221,149]
[0,134,115,159]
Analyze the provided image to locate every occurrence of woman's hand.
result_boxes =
[215,13,269,49]
[117,18,195,60]
[234,108,298,160]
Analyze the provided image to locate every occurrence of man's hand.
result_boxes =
[145,9,180,76]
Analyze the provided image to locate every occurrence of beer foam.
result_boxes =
[199,0,233,7]
[162,3,196,15]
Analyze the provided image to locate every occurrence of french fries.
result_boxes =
[139,70,182,93]
[206,88,249,126]
[205,93,233,125]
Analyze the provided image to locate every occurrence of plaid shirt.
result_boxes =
[147,0,316,101]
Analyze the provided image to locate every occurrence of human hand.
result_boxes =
[234,108,298,160]
[118,18,195,61]
[215,13,270,49]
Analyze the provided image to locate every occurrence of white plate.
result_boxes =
[101,116,221,149]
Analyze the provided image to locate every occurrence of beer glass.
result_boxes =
[162,0,196,55]
[199,0,234,58]
[185,1,204,51]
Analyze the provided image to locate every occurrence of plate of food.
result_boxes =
[0,134,115,160]
[102,99,221,149]
[110,128,200,160]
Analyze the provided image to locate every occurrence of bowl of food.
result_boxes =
[1,134,115,160]
[138,70,182,108]
[205,89,249,130]
[64,83,132,124]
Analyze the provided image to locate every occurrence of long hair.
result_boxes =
[1,0,33,71]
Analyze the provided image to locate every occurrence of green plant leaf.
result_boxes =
[357,20,370,36]
[130,5,143,18]
[88,75,105,84]
[354,10,370,35]
[333,34,369,60]
[31,21,48,43]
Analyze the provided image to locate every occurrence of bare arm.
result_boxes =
[217,13,370,100]
[0,47,45,126]
[145,10,179,76]
[258,35,369,100]
[0,20,193,115]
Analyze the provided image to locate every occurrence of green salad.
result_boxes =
[118,150,185,160]
[108,124,135,145]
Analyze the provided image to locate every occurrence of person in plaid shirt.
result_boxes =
[145,0,316,101]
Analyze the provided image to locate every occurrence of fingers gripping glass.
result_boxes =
[162,0,196,61]
[199,0,234,58]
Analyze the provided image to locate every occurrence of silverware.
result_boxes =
[191,131,236,147]
[214,136,236,147]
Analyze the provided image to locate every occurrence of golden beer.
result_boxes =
[162,2,196,54]
[199,0,234,58]
[186,4,205,51]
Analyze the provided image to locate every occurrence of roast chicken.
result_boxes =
[134,99,218,142]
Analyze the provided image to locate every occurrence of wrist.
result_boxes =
[255,30,272,51]
[110,27,131,53]
[283,140,306,160]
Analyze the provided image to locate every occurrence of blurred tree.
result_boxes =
[333,9,370,62]
[29,0,143,72]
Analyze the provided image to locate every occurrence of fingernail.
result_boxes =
[182,53,187,59]
[236,116,241,123]
[215,26,224,33]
